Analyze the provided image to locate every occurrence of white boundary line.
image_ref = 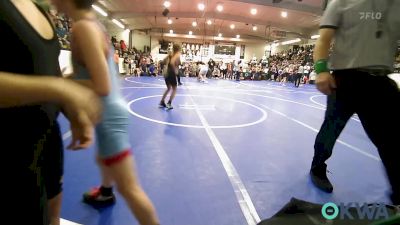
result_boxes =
[187,94,261,225]
[309,95,326,108]
[260,104,380,161]
[124,78,164,86]
[61,218,82,225]
[238,87,288,97]
[182,80,241,89]
[241,82,319,94]
[265,82,319,91]
[126,94,268,129]
[240,82,295,93]
[120,86,325,113]
[126,77,241,89]
[218,88,364,125]
[122,86,327,111]
[62,131,72,140]
[291,91,321,94]
[224,89,326,110]
[179,104,216,110]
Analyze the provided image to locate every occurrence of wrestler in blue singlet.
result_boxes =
[72,21,131,164]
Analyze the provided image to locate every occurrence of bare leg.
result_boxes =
[97,156,114,187]
[103,156,160,225]
[168,85,177,103]
[48,193,62,225]
[161,85,171,103]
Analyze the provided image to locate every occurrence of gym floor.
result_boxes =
[59,77,390,225]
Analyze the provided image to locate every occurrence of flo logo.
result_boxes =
[321,202,389,220]
[359,12,382,20]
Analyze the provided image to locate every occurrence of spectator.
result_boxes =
[120,40,127,53]
[111,35,117,47]
[309,69,317,84]
[123,54,130,75]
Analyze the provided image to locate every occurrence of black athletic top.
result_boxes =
[0,2,62,224]
[0,1,61,134]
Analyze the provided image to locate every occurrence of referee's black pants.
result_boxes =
[311,69,400,204]
[294,73,302,87]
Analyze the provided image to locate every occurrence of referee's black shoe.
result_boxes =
[310,165,333,193]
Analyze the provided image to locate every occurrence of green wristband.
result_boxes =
[314,59,329,74]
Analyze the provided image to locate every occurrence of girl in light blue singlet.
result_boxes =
[50,0,160,224]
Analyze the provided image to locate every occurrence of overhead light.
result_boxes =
[167,18,172,24]
[198,3,205,11]
[272,43,280,47]
[281,38,301,45]
[252,25,257,31]
[92,5,108,17]
[250,8,257,15]
[207,19,212,25]
[169,30,173,34]
[218,33,222,37]
[163,1,171,8]
[112,19,125,29]
[236,34,240,39]
[216,4,223,12]
[192,21,197,27]
[281,11,288,18]
[189,31,193,35]
[230,24,235,29]
[311,34,320,39]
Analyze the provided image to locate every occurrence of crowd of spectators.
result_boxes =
[118,47,157,77]
[266,45,315,84]
[48,15,399,81]
[169,45,315,86]
[49,8,72,50]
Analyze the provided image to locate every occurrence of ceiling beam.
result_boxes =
[149,32,267,44]
[113,11,309,35]
[227,0,323,15]
[149,28,275,40]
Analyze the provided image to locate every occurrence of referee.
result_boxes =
[310,0,400,205]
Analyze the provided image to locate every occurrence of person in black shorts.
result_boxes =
[159,44,181,110]
[0,1,101,224]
